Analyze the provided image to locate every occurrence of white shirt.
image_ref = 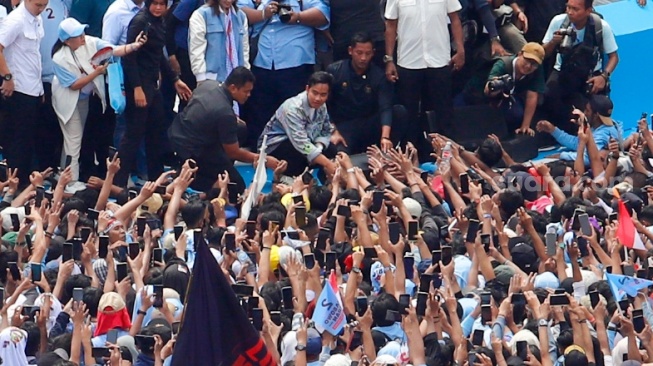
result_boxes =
[385,0,461,69]
[0,3,45,97]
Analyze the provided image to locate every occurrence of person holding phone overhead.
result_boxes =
[51,18,147,188]
[115,0,193,187]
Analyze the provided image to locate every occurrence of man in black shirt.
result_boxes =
[326,33,396,154]
[168,67,280,194]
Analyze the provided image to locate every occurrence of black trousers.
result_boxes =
[80,92,115,181]
[396,65,453,159]
[115,82,166,187]
[37,83,63,171]
[269,139,339,178]
[243,65,313,149]
[543,70,589,134]
[334,105,407,155]
[4,91,41,185]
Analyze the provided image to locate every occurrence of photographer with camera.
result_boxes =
[483,42,546,137]
[541,0,618,133]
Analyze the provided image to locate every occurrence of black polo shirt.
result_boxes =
[168,81,238,156]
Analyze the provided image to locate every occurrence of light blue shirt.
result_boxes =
[237,0,329,70]
[40,0,72,83]
[102,0,143,45]
[552,123,619,166]
[542,13,618,72]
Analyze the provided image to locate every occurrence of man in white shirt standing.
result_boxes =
[384,0,465,160]
[0,0,48,186]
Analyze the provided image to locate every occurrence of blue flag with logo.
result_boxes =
[311,282,346,336]
[606,273,653,301]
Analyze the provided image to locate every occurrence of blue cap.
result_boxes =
[58,18,89,42]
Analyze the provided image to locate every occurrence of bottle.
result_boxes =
[440,141,453,173]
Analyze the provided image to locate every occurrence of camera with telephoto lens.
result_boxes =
[558,26,577,54]
[488,74,514,94]
[277,3,293,23]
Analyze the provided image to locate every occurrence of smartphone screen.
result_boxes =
[349,330,363,351]
[270,311,281,326]
[589,291,600,308]
[416,292,428,317]
[31,263,41,282]
[481,305,492,323]
[228,182,239,204]
[35,186,45,207]
[550,294,570,306]
[325,252,337,271]
[252,308,263,331]
[388,222,400,243]
[232,284,254,297]
[129,242,140,260]
[152,248,163,265]
[174,225,184,241]
[516,340,528,360]
[281,286,293,310]
[578,213,592,236]
[224,233,236,252]
[73,287,84,302]
[441,246,452,266]
[336,205,351,218]
[10,213,20,232]
[246,221,256,238]
[356,296,368,316]
[634,315,645,333]
[99,236,109,258]
[511,293,525,305]
[466,219,480,243]
[619,299,630,312]
[106,329,119,344]
[408,220,418,241]
[480,292,492,306]
[577,237,589,257]
[545,232,557,256]
[116,263,128,282]
[316,228,330,251]
[8,262,20,281]
[153,284,164,308]
[136,216,146,237]
[623,264,635,277]
[372,191,384,213]
[303,253,315,269]
[480,234,490,252]
[295,206,306,227]
[92,347,111,358]
[72,237,83,261]
[62,243,73,262]
[459,173,469,194]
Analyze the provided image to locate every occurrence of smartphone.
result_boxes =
[22,305,39,317]
[349,330,363,351]
[356,296,368,316]
[325,252,337,271]
[224,232,236,252]
[416,292,428,317]
[589,291,600,308]
[135,335,155,352]
[480,292,492,306]
[246,221,256,238]
[64,155,73,168]
[174,225,184,241]
[73,287,84,302]
[432,274,443,289]
[128,190,137,200]
[152,248,163,265]
[608,212,618,223]
[459,173,470,194]
[480,234,491,252]
[419,273,432,292]
[152,284,164,308]
[31,263,41,282]
[431,250,442,264]
[511,293,525,305]
[316,228,330,251]
[154,185,166,195]
[472,329,484,347]
[466,219,480,243]
[408,220,418,241]
[72,237,83,261]
[441,245,452,266]
[24,204,31,216]
[399,294,410,312]
[303,253,316,270]
[546,232,557,256]
[228,182,239,204]
[98,236,109,258]
[62,243,73,262]
[232,284,254,297]
[468,352,478,366]
[252,308,263,331]
[116,262,128,282]
[404,255,415,280]
[336,205,351,217]
[270,311,281,326]
[91,347,111,358]
[578,213,592,236]
[550,294,570,306]
[481,305,492,323]
[372,191,384,213]
[295,206,306,227]
[80,227,92,243]
[281,286,294,310]
[128,242,140,260]
[517,340,528,360]
[385,309,402,323]
[10,213,20,232]
[577,236,589,258]
[633,315,645,333]
[623,264,635,277]
[388,222,400,243]
[619,299,630,312]
[0,287,4,302]
[8,262,20,281]
[301,170,313,185]
[106,329,119,344]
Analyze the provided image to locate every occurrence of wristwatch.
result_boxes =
[490,36,501,43]
[295,344,307,352]
[351,266,362,274]
[1,74,12,81]
[538,319,548,327]
[383,55,394,64]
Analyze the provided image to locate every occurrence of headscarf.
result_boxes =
[0,326,29,366]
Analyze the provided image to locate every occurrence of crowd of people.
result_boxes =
[0,0,653,364]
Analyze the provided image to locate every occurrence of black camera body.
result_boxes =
[488,74,514,94]
[277,3,293,23]
[558,26,577,54]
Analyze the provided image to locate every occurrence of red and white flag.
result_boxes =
[616,196,646,250]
